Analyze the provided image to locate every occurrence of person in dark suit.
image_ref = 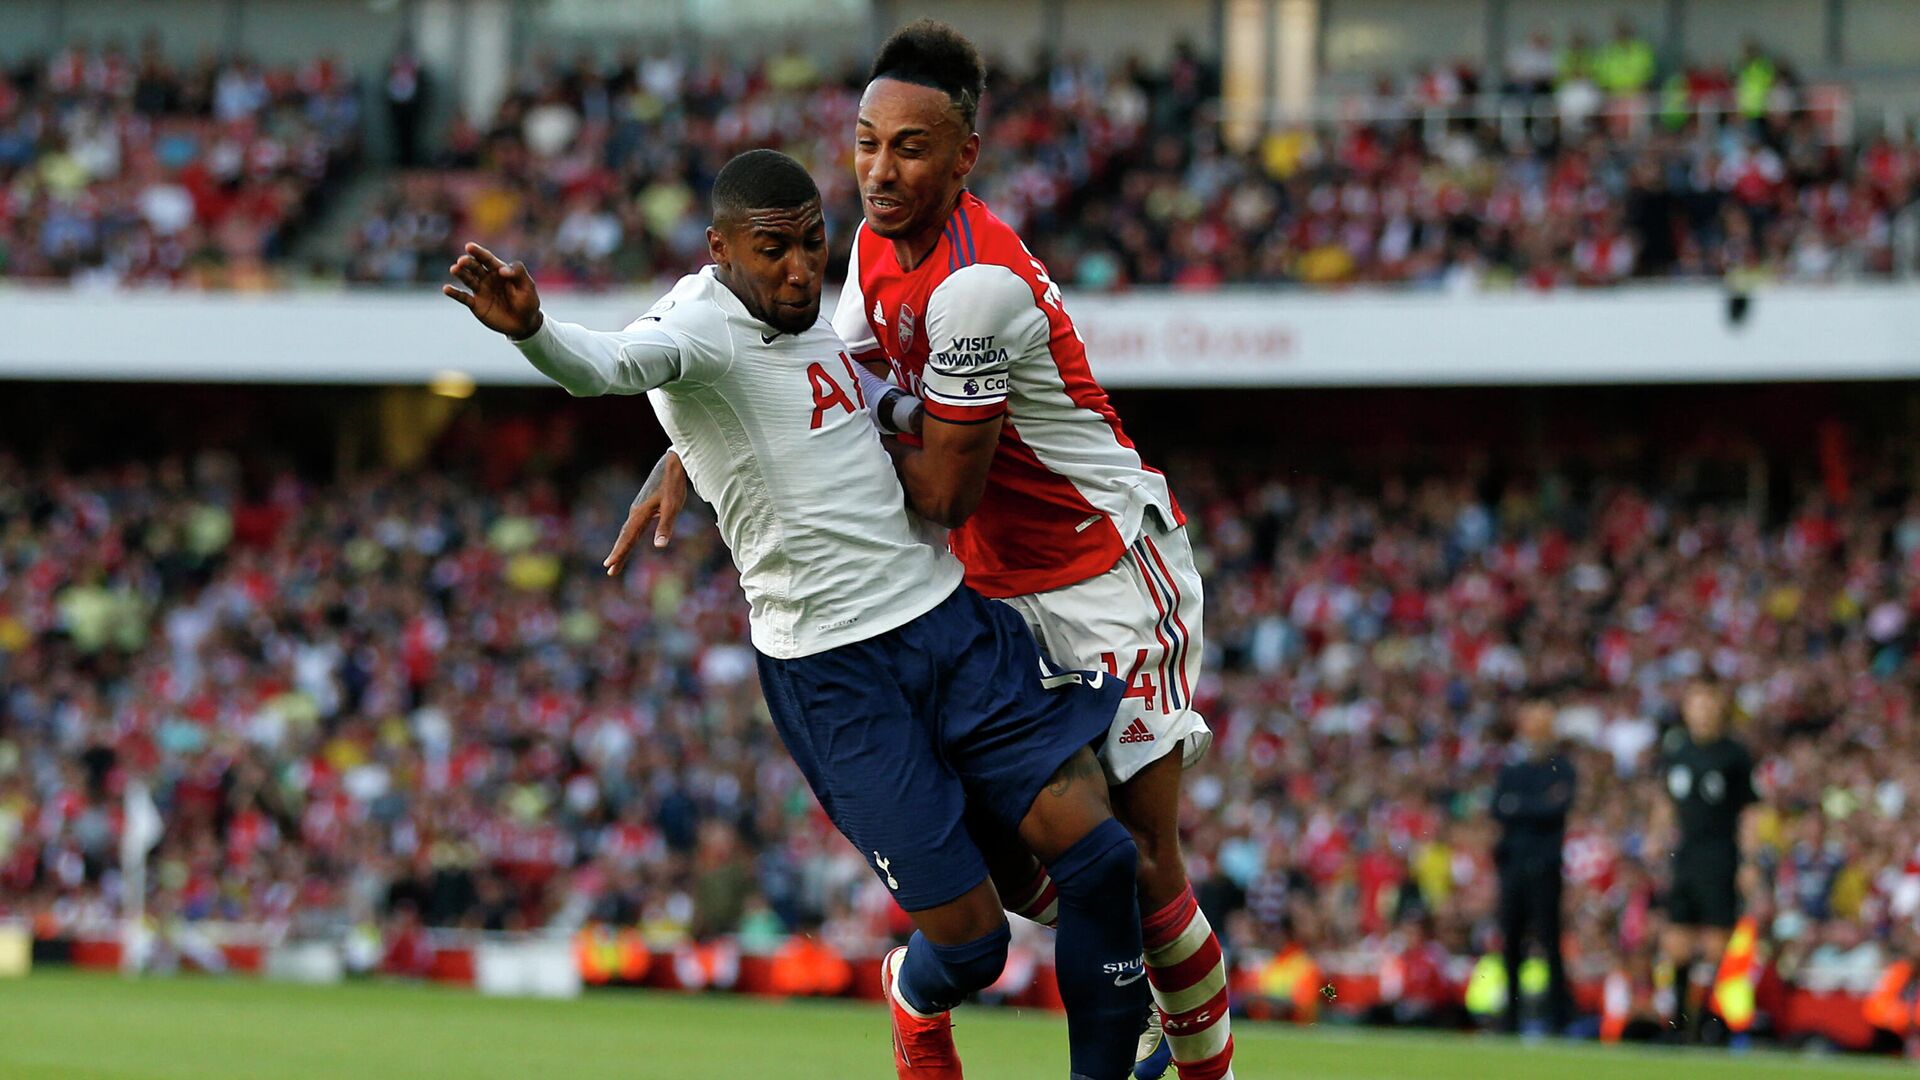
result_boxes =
[1492,698,1576,1034]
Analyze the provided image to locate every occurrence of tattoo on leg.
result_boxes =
[1045,750,1105,800]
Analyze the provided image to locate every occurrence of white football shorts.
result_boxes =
[999,517,1212,785]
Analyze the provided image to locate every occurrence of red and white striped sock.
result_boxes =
[1003,859,1060,928]
[1142,885,1235,1080]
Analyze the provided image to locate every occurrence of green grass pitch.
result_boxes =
[0,970,1905,1079]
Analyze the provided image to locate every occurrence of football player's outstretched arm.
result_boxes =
[445,241,685,396]
[449,240,695,573]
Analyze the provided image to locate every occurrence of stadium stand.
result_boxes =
[339,44,866,288]
[7,36,1917,290]
[342,41,1920,291]
[0,38,362,287]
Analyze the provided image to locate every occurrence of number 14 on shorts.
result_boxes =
[1099,649,1158,712]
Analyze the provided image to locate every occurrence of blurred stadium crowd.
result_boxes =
[3,434,1920,1032]
[0,37,363,286]
[4,29,1919,291]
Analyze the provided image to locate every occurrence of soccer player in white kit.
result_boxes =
[611,28,1232,1080]
[446,150,1152,1080]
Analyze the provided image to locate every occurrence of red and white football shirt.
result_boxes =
[834,191,1182,598]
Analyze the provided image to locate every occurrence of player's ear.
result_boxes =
[955,131,981,181]
[706,225,727,269]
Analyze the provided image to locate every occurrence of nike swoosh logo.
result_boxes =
[761,333,779,344]
[1114,970,1145,987]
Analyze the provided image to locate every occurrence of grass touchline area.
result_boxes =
[0,970,1905,1080]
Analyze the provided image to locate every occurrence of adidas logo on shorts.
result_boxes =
[1118,718,1155,745]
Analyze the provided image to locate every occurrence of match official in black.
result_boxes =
[1659,676,1755,1040]
[1492,698,1575,1034]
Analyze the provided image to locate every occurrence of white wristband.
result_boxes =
[885,390,922,434]
[858,366,919,434]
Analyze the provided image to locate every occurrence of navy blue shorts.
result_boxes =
[756,584,1121,912]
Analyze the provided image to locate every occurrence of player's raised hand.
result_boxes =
[605,451,690,576]
[443,242,543,340]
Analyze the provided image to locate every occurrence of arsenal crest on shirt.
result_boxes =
[896,304,916,351]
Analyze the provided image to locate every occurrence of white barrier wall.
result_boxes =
[0,921,29,978]
[474,937,583,999]
[264,942,347,986]
[4,284,1919,388]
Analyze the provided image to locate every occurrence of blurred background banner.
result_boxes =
[7,285,1920,386]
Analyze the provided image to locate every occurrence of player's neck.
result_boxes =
[890,190,966,272]
[712,267,771,329]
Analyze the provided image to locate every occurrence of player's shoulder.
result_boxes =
[624,269,725,338]
[936,193,1068,318]
[952,191,1029,267]
[923,261,1048,374]
[929,259,1036,319]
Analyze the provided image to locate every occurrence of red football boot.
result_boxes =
[881,945,965,1079]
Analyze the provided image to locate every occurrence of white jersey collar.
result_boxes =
[698,264,793,341]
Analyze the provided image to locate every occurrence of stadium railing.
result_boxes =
[1224,84,1877,146]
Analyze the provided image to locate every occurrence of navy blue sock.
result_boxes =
[896,924,1010,1015]
[1048,818,1148,1080]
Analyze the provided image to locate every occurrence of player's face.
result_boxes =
[708,200,828,334]
[1682,683,1725,741]
[856,78,979,241]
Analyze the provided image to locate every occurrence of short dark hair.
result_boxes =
[710,149,819,225]
[868,19,986,132]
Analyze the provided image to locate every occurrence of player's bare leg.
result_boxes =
[1113,754,1192,927]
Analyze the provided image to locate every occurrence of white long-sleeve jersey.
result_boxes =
[514,266,962,658]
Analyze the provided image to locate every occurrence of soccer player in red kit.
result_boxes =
[611,22,1233,1080]
[837,26,1232,1079]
